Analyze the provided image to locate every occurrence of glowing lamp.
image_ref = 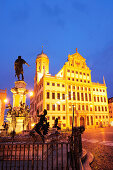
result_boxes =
[4,98,8,103]
[31,123,35,127]
[29,91,33,97]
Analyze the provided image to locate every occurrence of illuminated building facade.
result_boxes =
[30,49,109,129]
[0,89,7,126]
[108,97,113,126]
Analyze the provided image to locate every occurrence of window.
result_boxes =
[52,116,55,120]
[68,92,71,100]
[73,92,75,100]
[96,116,98,119]
[73,86,75,90]
[47,116,49,120]
[80,72,82,75]
[81,87,83,90]
[103,90,105,92]
[99,116,101,119]
[96,122,98,125]
[76,79,78,81]
[97,97,99,102]
[72,70,74,73]
[94,96,96,102]
[77,92,80,101]
[77,86,79,90]
[87,116,89,125]
[57,84,60,87]
[47,82,49,85]
[80,79,82,82]
[52,105,55,111]
[78,105,80,110]
[82,105,84,110]
[95,106,97,111]
[86,105,88,111]
[84,80,86,83]
[89,88,91,91]
[58,116,60,120]
[57,105,60,111]
[104,97,106,102]
[68,85,71,89]
[68,77,70,80]
[106,116,108,119]
[63,116,65,120]
[67,70,70,72]
[83,73,85,75]
[72,78,74,81]
[85,87,87,91]
[76,71,78,74]
[98,106,100,111]
[81,93,84,101]
[63,124,66,127]
[47,92,50,99]
[52,83,55,86]
[102,106,104,111]
[57,93,60,99]
[88,81,90,83]
[47,104,50,110]
[103,116,105,119]
[101,97,103,102]
[105,107,107,111]
[87,73,89,76]
[63,105,65,111]
[85,93,88,101]
[52,93,55,99]
[89,94,91,101]
[62,94,65,100]
[62,84,64,87]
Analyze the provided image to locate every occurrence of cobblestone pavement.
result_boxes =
[82,127,113,170]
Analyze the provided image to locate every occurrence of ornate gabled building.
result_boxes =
[30,49,109,129]
[0,89,7,126]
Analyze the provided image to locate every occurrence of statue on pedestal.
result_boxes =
[14,56,30,81]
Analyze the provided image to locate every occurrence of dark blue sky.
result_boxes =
[0,0,113,104]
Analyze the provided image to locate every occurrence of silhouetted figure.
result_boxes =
[14,56,30,81]
[53,118,61,130]
[3,122,9,134]
[32,109,49,142]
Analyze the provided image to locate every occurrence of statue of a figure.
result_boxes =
[53,118,61,130]
[14,56,30,81]
[30,109,49,142]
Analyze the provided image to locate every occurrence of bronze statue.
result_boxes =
[14,56,30,81]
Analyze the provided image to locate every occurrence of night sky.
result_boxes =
[0,0,113,105]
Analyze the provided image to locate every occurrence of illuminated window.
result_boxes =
[103,116,105,119]
[81,87,83,90]
[103,90,105,92]
[47,116,49,120]
[98,106,100,111]
[63,116,65,120]
[84,80,86,83]
[89,94,91,101]
[63,105,65,111]
[73,92,75,100]
[52,93,55,99]
[86,105,88,111]
[77,86,79,90]
[57,84,60,87]
[58,116,60,120]
[73,86,75,89]
[57,105,60,111]
[99,116,101,119]
[80,72,82,75]
[94,96,96,102]
[89,88,90,91]
[83,73,85,75]
[70,116,72,126]
[72,78,74,81]
[52,116,55,120]
[57,93,60,99]
[67,70,70,72]
[104,97,106,102]
[77,92,80,101]
[97,97,99,102]
[76,71,78,74]
[96,122,98,125]
[96,116,98,119]
[88,81,90,83]
[82,105,84,110]
[105,107,107,111]
[52,83,55,86]
[78,105,80,110]
[68,92,71,100]
[93,88,95,91]
[47,82,49,85]
[68,77,70,80]
[47,92,50,99]
[52,105,55,111]
[106,116,108,118]
[68,85,71,89]
[62,84,64,87]
[76,79,78,81]
[81,93,84,101]
[47,104,50,110]
[101,97,103,102]
[62,94,65,100]
[72,70,74,73]
[95,106,97,111]
[63,124,66,127]
[85,93,88,101]
[87,73,89,76]
[80,79,82,82]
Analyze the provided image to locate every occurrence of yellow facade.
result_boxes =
[30,49,109,129]
[0,89,7,126]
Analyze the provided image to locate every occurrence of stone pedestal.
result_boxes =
[11,81,28,107]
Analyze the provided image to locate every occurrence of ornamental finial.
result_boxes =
[76,48,78,53]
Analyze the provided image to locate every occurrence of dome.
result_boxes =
[37,50,48,59]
